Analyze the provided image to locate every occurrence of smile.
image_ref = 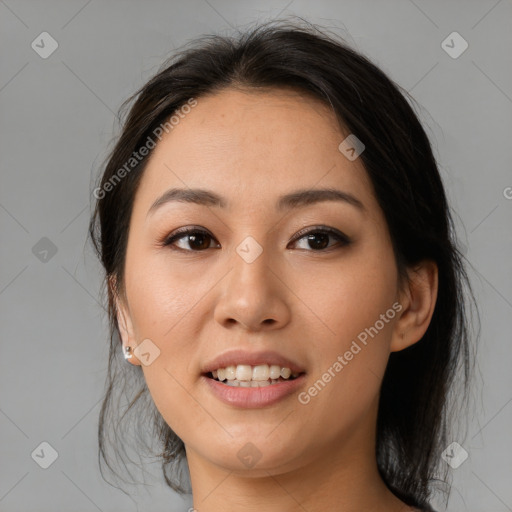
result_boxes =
[208,363,301,386]
[202,369,306,408]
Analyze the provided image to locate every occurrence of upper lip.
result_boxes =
[201,349,306,374]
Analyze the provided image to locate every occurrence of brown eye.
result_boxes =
[163,228,220,252]
[289,227,351,251]
[161,225,350,253]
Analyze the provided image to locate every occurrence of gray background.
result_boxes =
[1,1,511,511]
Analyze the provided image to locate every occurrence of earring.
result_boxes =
[123,345,133,359]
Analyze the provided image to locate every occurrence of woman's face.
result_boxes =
[117,87,409,476]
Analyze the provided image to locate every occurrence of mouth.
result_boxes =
[200,351,307,407]
[204,367,305,387]
[201,367,307,408]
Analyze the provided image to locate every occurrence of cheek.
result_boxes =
[123,250,217,435]
[293,239,398,414]
[294,238,398,349]
[124,243,202,337]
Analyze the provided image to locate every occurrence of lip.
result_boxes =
[201,349,306,374]
[201,373,307,408]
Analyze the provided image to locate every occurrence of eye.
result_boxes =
[288,226,351,251]
[161,227,220,252]
[160,225,351,253]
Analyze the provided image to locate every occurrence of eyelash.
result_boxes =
[160,225,351,253]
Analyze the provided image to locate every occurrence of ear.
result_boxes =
[109,275,141,366]
[390,260,438,352]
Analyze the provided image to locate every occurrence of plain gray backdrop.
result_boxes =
[1,1,511,511]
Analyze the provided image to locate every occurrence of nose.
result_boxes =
[213,242,291,332]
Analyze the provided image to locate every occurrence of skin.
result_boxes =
[115,87,438,512]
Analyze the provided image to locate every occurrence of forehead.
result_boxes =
[134,87,374,215]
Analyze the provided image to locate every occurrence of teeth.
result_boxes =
[252,364,269,381]
[235,365,253,381]
[224,378,282,387]
[210,363,301,382]
[269,365,281,380]
[280,367,292,379]
[225,365,236,380]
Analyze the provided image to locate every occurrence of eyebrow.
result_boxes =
[147,186,365,217]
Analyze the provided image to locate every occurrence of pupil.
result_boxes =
[189,234,209,250]
[308,233,329,250]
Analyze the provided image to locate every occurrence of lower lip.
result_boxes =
[201,374,306,408]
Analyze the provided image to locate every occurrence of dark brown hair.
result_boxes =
[88,18,477,509]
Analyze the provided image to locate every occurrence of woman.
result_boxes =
[89,19,475,512]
